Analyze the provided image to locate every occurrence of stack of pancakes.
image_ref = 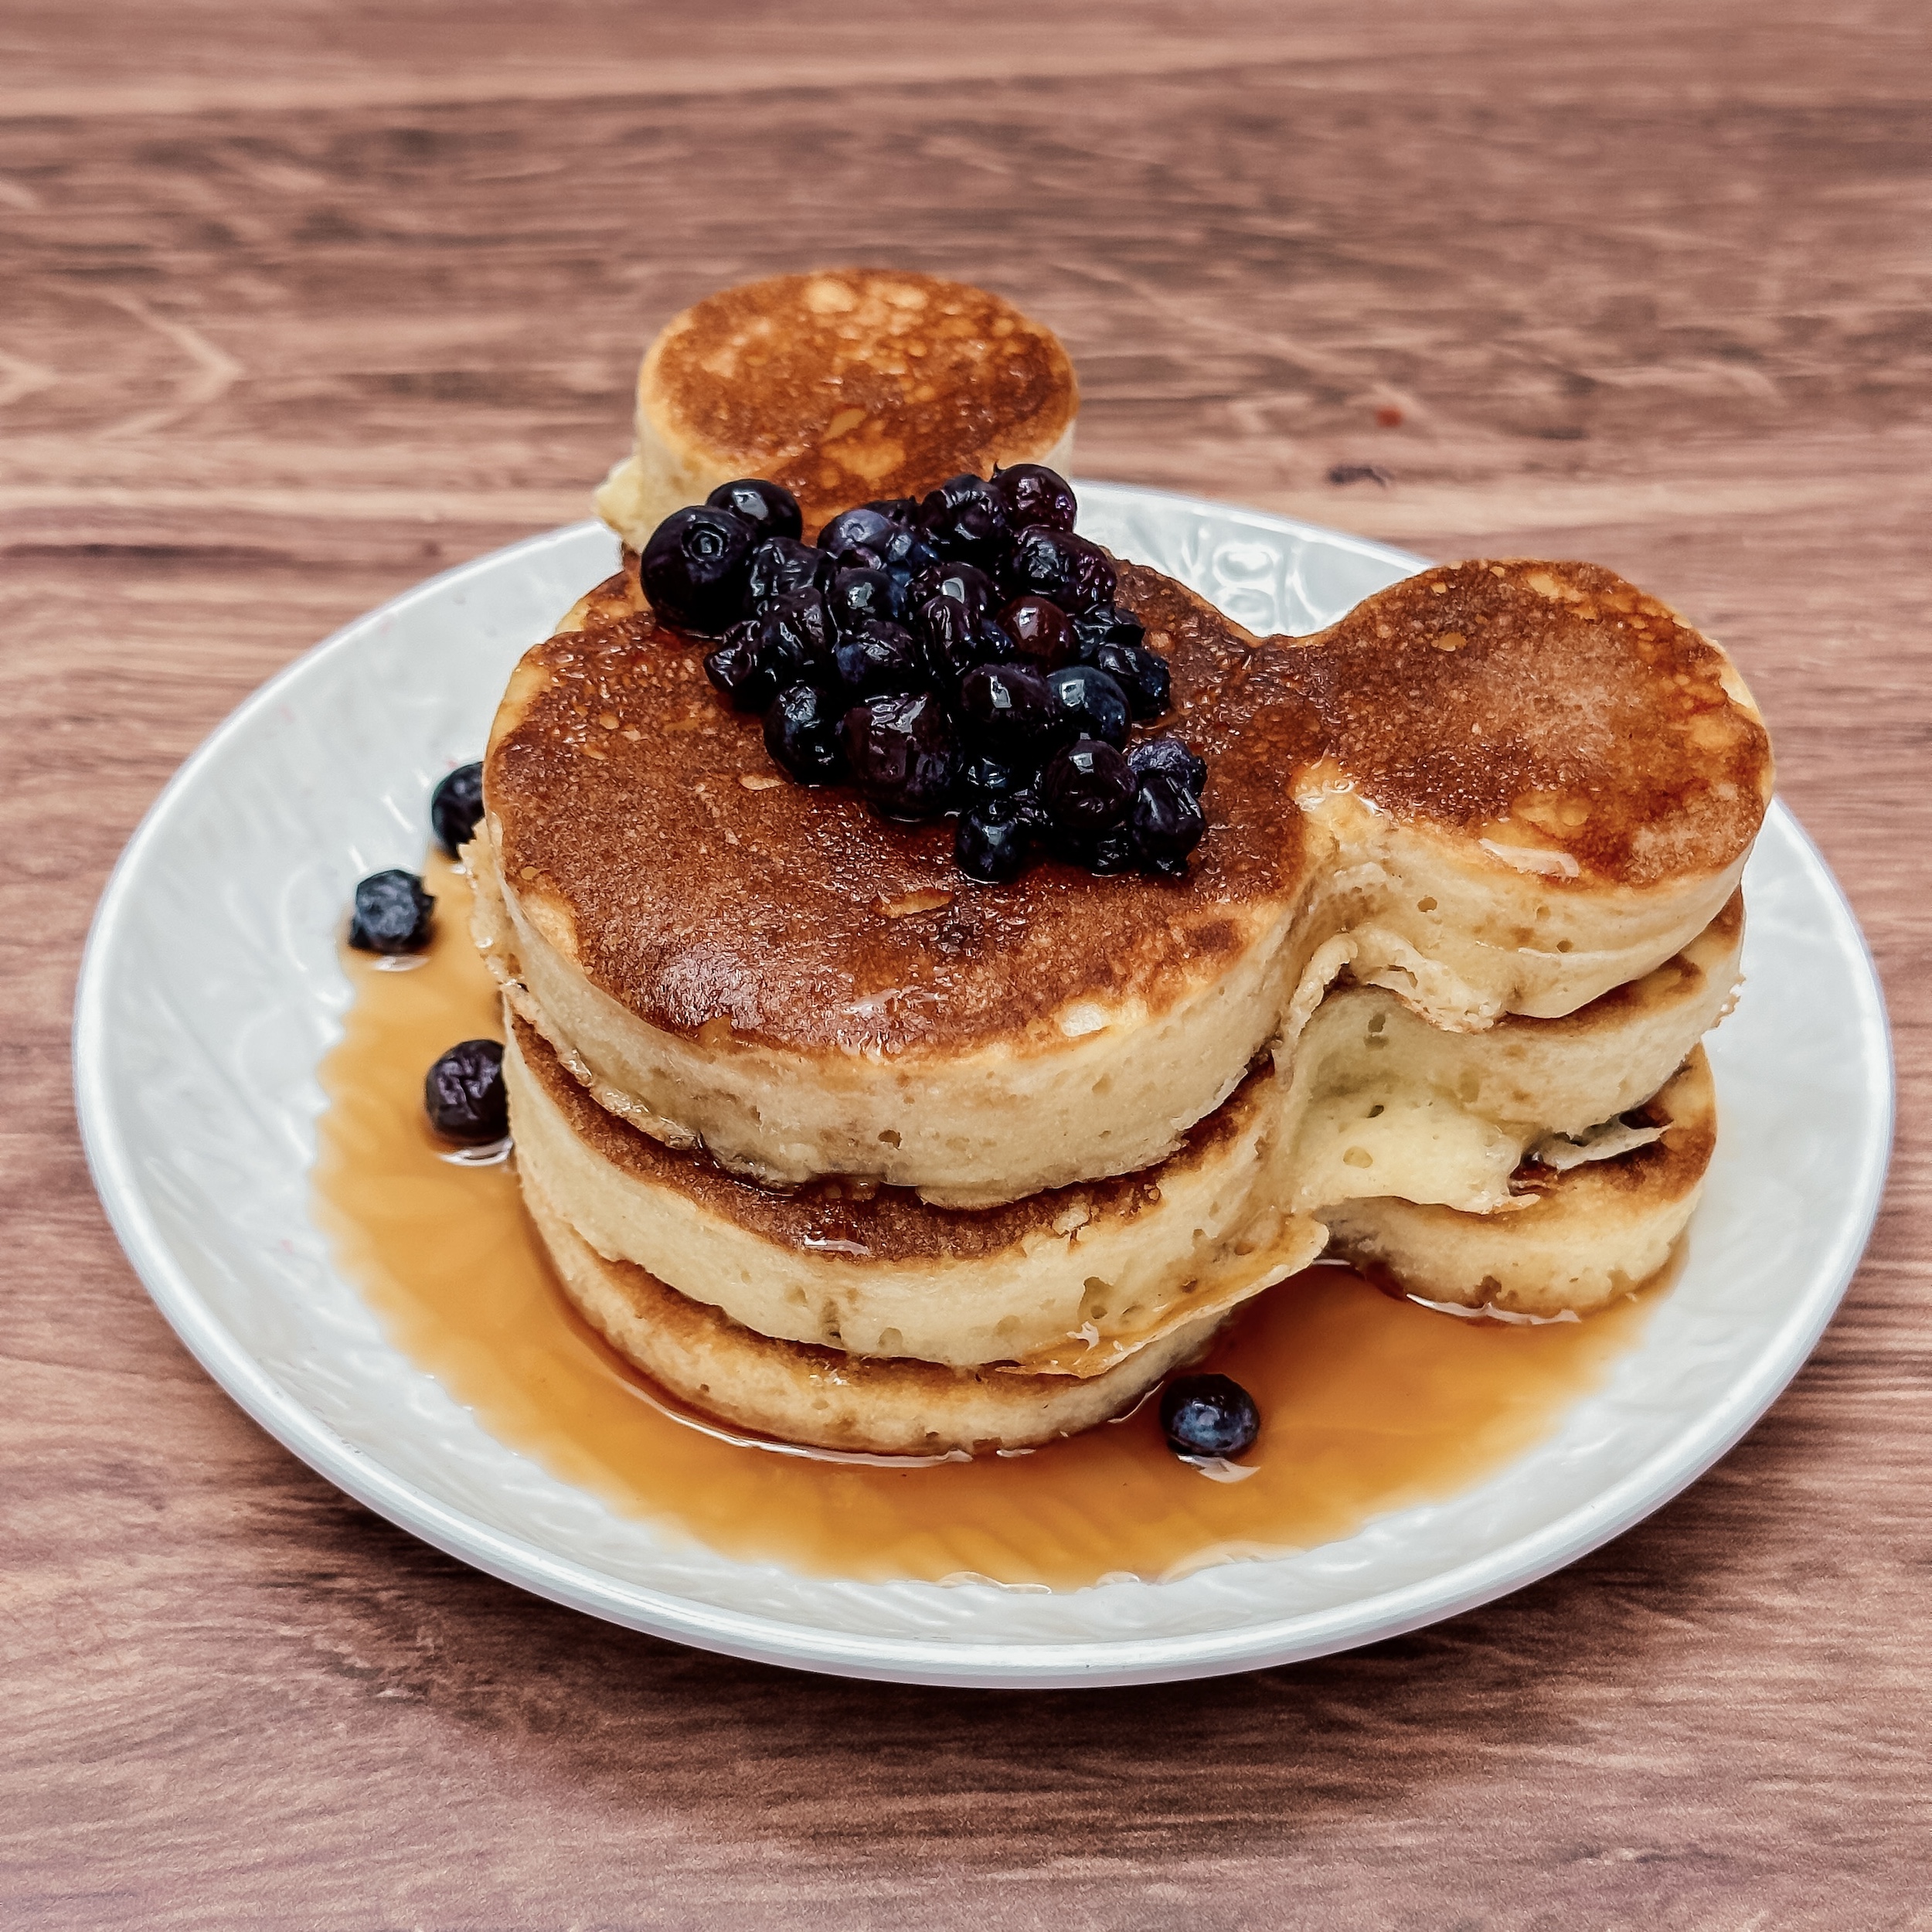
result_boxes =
[464,273,1773,1455]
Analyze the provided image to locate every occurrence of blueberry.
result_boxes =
[1040,737,1137,835]
[918,473,1012,566]
[818,505,903,563]
[1087,825,1139,874]
[861,496,921,526]
[1131,770,1206,870]
[754,589,838,690]
[704,619,779,713]
[1070,602,1147,657]
[842,690,958,820]
[1044,664,1131,748]
[1128,735,1208,798]
[764,682,846,784]
[909,559,995,624]
[747,536,829,607]
[1002,526,1117,614]
[827,566,904,631]
[994,594,1077,670]
[706,478,802,545]
[957,661,1071,767]
[876,523,941,578]
[958,752,1032,800]
[955,797,1035,883]
[423,1038,508,1146]
[994,462,1078,533]
[349,869,434,954]
[430,762,485,858]
[834,617,926,697]
[640,504,755,635]
[1090,641,1172,720]
[913,594,980,688]
[1159,1373,1260,1459]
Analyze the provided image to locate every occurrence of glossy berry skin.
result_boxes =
[995,595,1077,671]
[1002,526,1117,614]
[640,504,755,635]
[1040,737,1137,835]
[827,566,904,631]
[706,478,802,545]
[994,462,1078,533]
[909,559,995,624]
[430,762,485,858]
[1044,664,1131,749]
[1090,641,1172,720]
[704,620,779,713]
[817,505,903,563]
[764,682,846,784]
[349,869,434,954]
[423,1038,508,1145]
[1087,826,1138,874]
[914,595,980,688]
[1070,602,1147,658]
[917,473,1011,566]
[842,691,958,820]
[957,661,1070,767]
[862,496,921,527]
[834,617,926,698]
[1131,769,1207,869]
[955,797,1034,883]
[747,536,828,607]
[1159,1373,1260,1459]
[876,523,941,579]
[1128,734,1209,798]
[753,589,838,689]
[958,752,1031,800]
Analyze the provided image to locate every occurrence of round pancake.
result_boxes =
[507,1012,1324,1374]
[1321,1047,1717,1317]
[522,1173,1226,1456]
[593,270,1077,547]
[478,546,1767,1202]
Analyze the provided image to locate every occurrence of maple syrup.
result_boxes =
[314,854,1656,1591]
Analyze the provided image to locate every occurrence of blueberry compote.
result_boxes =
[648,469,1211,883]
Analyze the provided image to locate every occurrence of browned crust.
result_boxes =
[644,270,1077,539]
[513,1012,1269,1265]
[485,559,1318,1054]
[1274,560,1774,886]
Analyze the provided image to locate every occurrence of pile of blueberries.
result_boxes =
[639,465,1209,883]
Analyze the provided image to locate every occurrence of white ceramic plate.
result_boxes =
[74,486,1893,1689]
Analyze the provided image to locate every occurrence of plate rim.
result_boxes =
[72,495,1896,1689]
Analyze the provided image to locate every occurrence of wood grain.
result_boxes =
[3,2,1928,1925]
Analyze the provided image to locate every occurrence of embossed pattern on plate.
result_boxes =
[73,485,1893,1688]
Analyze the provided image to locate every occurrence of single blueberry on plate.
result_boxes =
[918,473,1011,566]
[955,796,1034,883]
[834,617,927,697]
[349,869,434,954]
[1159,1373,1260,1459]
[640,503,755,635]
[1040,736,1137,835]
[842,690,958,819]
[1128,734,1208,797]
[423,1038,508,1145]
[747,536,828,607]
[1044,663,1131,748]
[706,478,802,545]
[994,462,1078,533]
[430,763,485,858]
[704,619,780,713]
[764,682,846,784]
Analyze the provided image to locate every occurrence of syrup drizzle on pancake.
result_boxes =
[313,855,1658,1590]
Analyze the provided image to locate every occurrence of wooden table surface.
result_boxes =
[5,2,1928,1923]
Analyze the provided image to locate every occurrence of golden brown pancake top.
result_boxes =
[488,561,1317,1056]
[644,270,1077,539]
[515,1015,1268,1264]
[1277,561,1774,886]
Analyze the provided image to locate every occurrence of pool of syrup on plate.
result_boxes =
[314,852,1657,1591]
